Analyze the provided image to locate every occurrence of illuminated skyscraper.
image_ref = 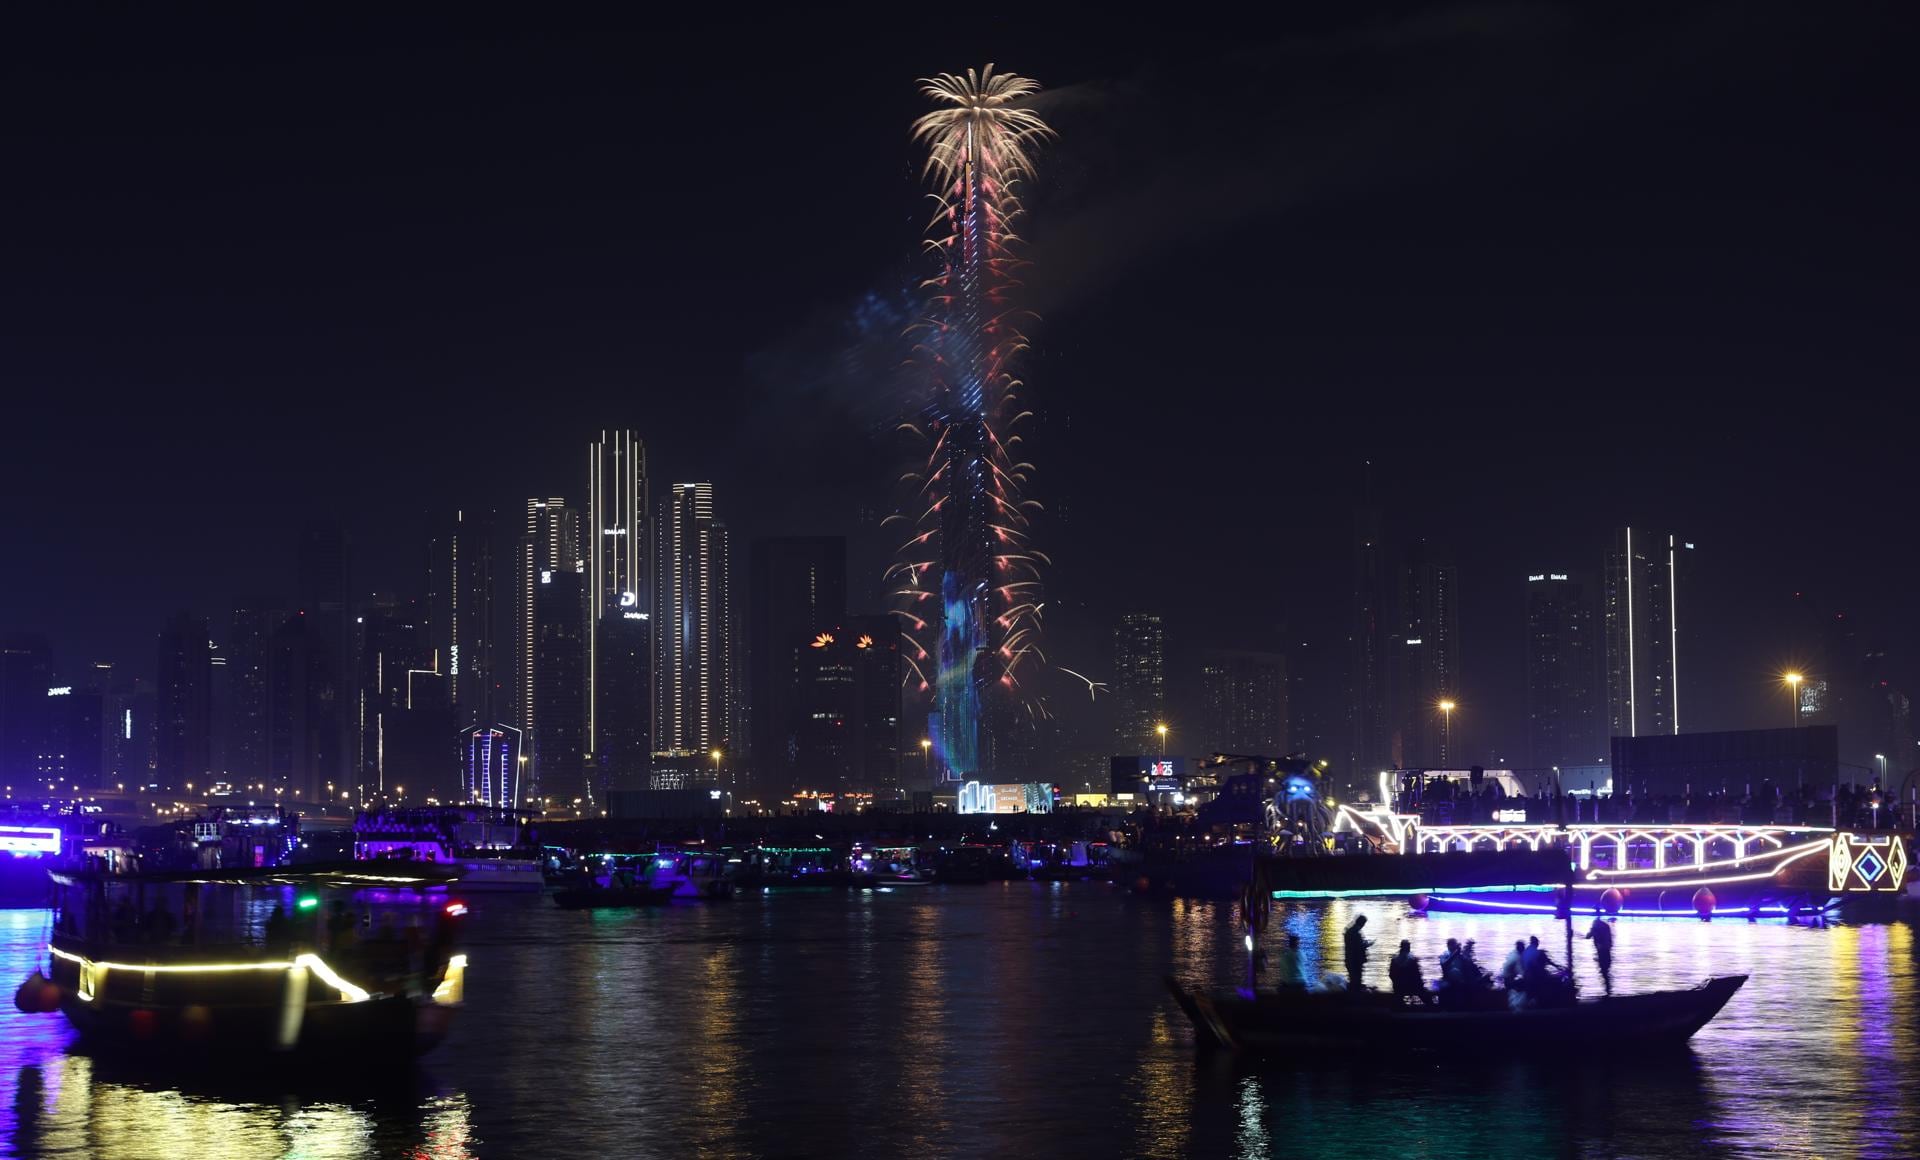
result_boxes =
[1,633,54,786]
[587,430,648,785]
[1525,571,1602,769]
[1113,613,1165,754]
[518,498,580,756]
[748,536,847,798]
[532,570,589,806]
[1391,540,1460,767]
[464,724,523,809]
[652,483,731,786]
[429,510,498,724]
[1603,528,1688,738]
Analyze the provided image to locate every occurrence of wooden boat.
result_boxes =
[17,862,467,1064]
[551,882,677,910]
[1165,974,1747,1054]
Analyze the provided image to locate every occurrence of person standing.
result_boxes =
[1586,917,1616,996]
[1343,915,1373,991]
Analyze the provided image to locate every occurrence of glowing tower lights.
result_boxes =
[889,66,1053,783]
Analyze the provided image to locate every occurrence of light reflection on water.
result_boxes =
[4,890,1917,1158]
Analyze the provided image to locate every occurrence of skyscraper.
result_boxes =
[295,520,352,795]
[1603,528,1688,738]
[154,611,213,792]
[653,483,732,787]
[226,599,277,783]
[429,510,498,724]
[1113,613,1166,754]
[0,633,53,786]
[748,536,848,799]
[464,724,523,810]
[1524,571,1602,770]
[532,569,589,806]
[1198,650,1288,757]
[791,616,900,798]
[518,498,581,768]
[1391,541,1460,767]
[587,430,648,784]
[1349,478,1391,777]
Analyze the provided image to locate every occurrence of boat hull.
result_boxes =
[57,990,452,1061]
[1168,974,1747,1055]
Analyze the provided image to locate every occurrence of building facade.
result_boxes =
[154,611,213,793]
[1113,613,1166,755]
[1603,527,1689,738]
[1391,541,1460,767]
[747,536,848,799]
[1198,650,1288,758]
[1524,571,1602,770]
[531,569,589,807]
[587,431,648,784]
[652,483,732,787]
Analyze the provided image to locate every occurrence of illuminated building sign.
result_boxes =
[619,591,638,607]
[1494,809,1528,823]
[47,686,72,696]
[622,611,648,620]
[1828,833,1909,893]
[1526,574,1570,583]
[957,781,1054,814]
[0,826,61,855]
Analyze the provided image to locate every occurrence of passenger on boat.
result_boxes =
[1343,916,1372,991]
[1501,940,1527,1008]
[1585,917,1615,996]
[1388,940,1431,1006]
[264,903,289,951]
[1272,932,1304,990]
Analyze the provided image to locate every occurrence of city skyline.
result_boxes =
[3,8,1915,790]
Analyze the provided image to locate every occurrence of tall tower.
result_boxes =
[748,536,848,799]
[1113,613,1166,754]
[1603,528,1688,739]
[227,600,277,783]
[154,611,212,792]
[429,510,498,724]
[1524,571,1602,770]
[893,67,1052,784]
[522,499,579,806]
[587,430,648,787]
[653,483,732,786]
[1198,650,1288,757]
[532,570,589,807]
[1392,540,1460,767]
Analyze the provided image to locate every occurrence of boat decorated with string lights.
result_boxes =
[12,862,468,1063]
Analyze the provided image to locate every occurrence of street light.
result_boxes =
[920,738,932,779]
[1156,723,1169,755]
[1437,699,1456,763]
[1783,672,1803,729]
[710,748,723,782]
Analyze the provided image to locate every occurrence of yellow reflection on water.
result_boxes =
[1128,1007,1193,1159]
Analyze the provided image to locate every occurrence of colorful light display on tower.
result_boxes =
[888,66,1053,782]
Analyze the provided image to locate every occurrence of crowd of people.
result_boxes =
[1257,915,1619,1009]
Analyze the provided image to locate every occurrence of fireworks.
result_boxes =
[890,66,1053,781]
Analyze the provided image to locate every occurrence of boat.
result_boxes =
[353,807,546,892]
[14,862,468,1063]
[1165,973,1748,1054]
[646,845,738,900]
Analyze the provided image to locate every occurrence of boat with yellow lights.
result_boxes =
[12,862,469,1063]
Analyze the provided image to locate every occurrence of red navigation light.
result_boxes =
[444,901,469,918]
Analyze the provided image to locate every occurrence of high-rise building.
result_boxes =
[1349,480,1391,778]
[154,611,213,792]
[653,483,732,787]
[593,610,650,797]
[1198,650,1288,757]
[790,616,900,798]
[1524,571,1602,770]
[268,612,346,803]
[428,510,498,724]
[0,633,54,786]
[748,536,848,798]
[1391,541,1460,767]
[463,724,523,810]
[532,569,589,806]
[357,602,445,799]
[518,498,581,776]
[226,600,277,783]
[1113,613,1166,754]
[47,664,110,790]
[295,521,352,794]
[1603,528,1689,738]
[588,431,648,776]
[104,674,153,789]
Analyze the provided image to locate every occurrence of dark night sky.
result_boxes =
[2,5,1913,762]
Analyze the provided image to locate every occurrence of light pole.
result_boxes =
[920,738,932,781]
[1156,723,1169,756]
[710,748,723,785]
[1438,699,1456,764]
[1783,673,1803,730]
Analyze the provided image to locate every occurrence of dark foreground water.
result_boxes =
[4,886,1918,1158]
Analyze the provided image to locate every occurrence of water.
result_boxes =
[4,887,1918,1158]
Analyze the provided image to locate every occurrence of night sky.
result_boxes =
[2,5,1912,762]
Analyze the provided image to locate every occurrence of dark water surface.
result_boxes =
[5,886,1918,1158]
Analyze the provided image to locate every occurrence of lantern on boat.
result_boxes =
[1600,888,1623,915]
[1693,887,1716,920]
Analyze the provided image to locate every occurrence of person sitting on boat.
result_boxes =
[1388,939,1431,1006]
[1342,916,1372,991]
[1272,932,1304,990]
[1502,939,1529,1008]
